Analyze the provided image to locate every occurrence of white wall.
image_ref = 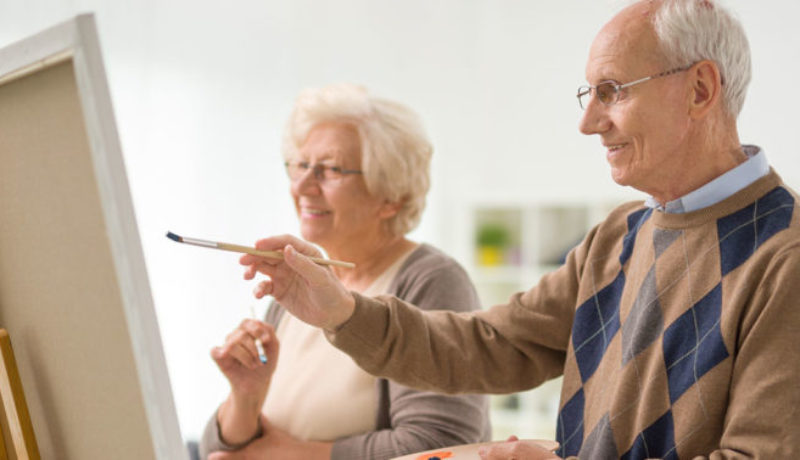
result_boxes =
[1,0,798,442]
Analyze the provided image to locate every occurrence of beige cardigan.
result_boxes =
[200,244,491,460]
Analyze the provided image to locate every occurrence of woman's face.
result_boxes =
[289,122,391,254]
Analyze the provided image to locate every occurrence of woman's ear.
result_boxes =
[688,60,723,119]
[378,198,404,219]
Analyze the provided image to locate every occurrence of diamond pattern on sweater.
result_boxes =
[663,283,728,404]
[620,208,652,266]
[553,182,797,459]
[581,413,619,459]
[621,266,663,365]
[718,186,794,275]
[621,410,678,460]
[573,271,624,382]
[653,228,681,258]
[621,227,680,365]
[556,388,585,458]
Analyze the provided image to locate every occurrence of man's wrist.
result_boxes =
[326,291,356,331]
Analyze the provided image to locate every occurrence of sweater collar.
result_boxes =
[645,145,768,214]
[651,167,785,229]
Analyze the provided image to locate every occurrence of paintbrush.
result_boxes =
[249,305,268,364]
[166,231,355,269]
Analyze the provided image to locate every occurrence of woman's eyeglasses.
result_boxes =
[284,160,363,182]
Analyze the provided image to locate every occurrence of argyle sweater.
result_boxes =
[327,169,800,459]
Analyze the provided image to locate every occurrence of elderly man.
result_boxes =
[240,0,800,458]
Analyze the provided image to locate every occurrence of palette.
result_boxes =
[390,439,559,460]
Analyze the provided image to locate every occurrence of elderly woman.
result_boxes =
[199,83,490,460]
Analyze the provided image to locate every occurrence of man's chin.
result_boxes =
[609,168,631,187]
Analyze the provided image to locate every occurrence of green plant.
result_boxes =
[477,223,510,247]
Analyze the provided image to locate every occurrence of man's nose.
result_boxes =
[578,96,611,136]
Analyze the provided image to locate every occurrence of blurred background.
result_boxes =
[1,0,798,445]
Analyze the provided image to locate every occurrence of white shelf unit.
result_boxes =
[452,198,622,440]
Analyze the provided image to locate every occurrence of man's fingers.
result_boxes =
[253,280,272,299]
[210,346,224,363]
[283,244,327,284]
[254,234,321,257]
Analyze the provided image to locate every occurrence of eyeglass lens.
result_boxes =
[285,162,316,180]
[595,83,618,105]
[284,161,358,182]
[579,82,618,109]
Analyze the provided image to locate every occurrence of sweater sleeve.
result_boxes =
[330,246,491,460]
[326,232,591,395]
[696,243,800,459]
[197,408,263,459]
[330,380,489,460]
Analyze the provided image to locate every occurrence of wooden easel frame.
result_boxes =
[0,329,39,459]
[0,14,186,459]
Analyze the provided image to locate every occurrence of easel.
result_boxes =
[0,330,40,459]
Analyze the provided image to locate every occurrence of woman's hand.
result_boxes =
[207,414,333,460]
[212,319,279,446]
[478,436,561,460]
[240,235,355,331]
[212,319,279,398]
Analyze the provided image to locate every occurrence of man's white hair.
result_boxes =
[651,0,751,117]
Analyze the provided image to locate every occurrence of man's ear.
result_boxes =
[688,60,723,119]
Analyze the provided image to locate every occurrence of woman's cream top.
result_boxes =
[262,246,416,441]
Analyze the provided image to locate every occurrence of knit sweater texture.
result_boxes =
[328,170,800,459]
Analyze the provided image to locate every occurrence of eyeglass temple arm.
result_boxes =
[618,75,653,90]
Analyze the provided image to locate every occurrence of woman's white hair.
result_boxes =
[282,83,432,236]
[651,0,751,117]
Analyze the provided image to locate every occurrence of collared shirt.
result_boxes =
[645,145,769,213]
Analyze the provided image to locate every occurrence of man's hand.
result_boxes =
[240,235,355,331]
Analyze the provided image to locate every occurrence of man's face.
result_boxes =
[579,5,692,200]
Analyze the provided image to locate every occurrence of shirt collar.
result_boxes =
[645,145,769,213]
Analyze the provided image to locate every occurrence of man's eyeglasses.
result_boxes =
[577,64,693,110]
[284,160,364,182]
